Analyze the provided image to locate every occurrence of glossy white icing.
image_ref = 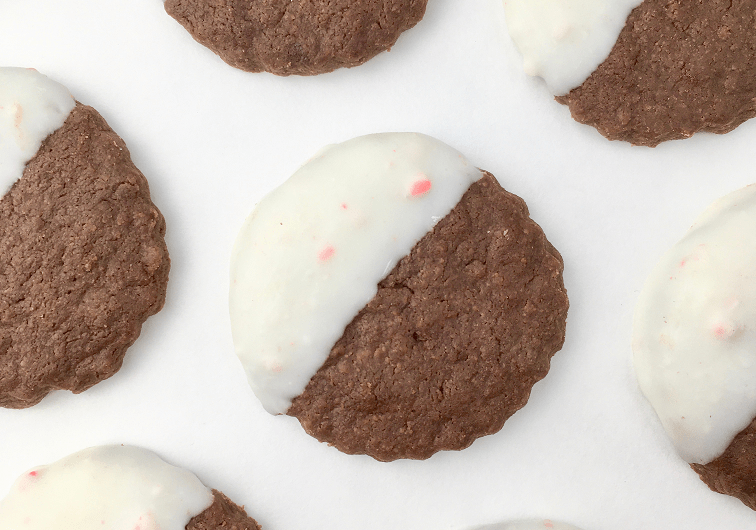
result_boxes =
[229,132,481,414]
[633,184,756,464]
[475,520,583,530]
[0,445,214,530]
[503,0,642,95]
[0,67,75,193]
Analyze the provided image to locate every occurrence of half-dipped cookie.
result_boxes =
[0,445,261,529]
[0,68,169,408]
[230,133,569,461]
[633,184,756,509]
[504,0,756,146]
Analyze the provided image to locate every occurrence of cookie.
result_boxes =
[164,0,428,75]
[474,521,583,530]
[229,133,568,461]
[0,68,170,408]
[505,0,756,146]
[633,184,756,508]
[0,445,262,530]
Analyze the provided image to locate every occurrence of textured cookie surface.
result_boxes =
[0,103,169,408]
[288,172,568,461]
[556,0,756,146]
[164,0,428,75]
[187,490,262,530]
[691,419,756,511]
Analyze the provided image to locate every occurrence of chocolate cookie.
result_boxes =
[164,0,428,75]
[504,0,756,146]
[691,418,756,511]
[0,446,262,530]
[557,0,756,146]
[288,172,568,461]
[0,69,169,408]
[633,184,756,509]
[188,490,262,530]
[229,133,568,461]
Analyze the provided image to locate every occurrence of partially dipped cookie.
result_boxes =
[633,184,756,509]
[164,0,428,76]
[504,0,756,146]
[0,68,169,408]
[0,445,261,530]
[230,133,569,461]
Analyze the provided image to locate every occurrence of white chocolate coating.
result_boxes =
[633,184,756,464]
[0,67,75,193]
[503,0,642,95]
[0,446,214,530]
[229,133,481,414]
[474,520,583,530]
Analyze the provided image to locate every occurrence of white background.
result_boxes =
[1,1,755,529]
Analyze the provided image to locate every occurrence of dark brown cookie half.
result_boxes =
[164,0,428,76]
[288,171,569,461]
[187,490,262,530]
[691,418,756,511]
[0,103,170,408]
[556,0,756,147]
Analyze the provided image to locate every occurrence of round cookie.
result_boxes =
[505,0,756,146]
[164,0,428,76]
[0,445,262,530]
[229,133,569,461]
[0,68,170,408]
[633,184,756,509]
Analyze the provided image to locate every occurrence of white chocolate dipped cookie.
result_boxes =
[633,184,756,509]
[503,0,756,146]
[230,132,569,461]
[0,445,262,530]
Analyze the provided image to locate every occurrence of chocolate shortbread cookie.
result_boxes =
[288,172,567,461]
[164,0,428,75]
[0,69,169,408]
[188,490,262,530]
[505,0,756,146]
[633,184,756,510]
[557,0,756,146]
[230,133,568,461]
[691,418,756,511]
[0,446,262,530]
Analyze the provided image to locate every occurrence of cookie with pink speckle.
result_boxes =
[164,0,428,75]
[229,133,569,461]
[0,445,261,530]
[0,68,169,408]
[633,184,756,510]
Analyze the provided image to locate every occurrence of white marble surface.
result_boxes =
[1,1,755,529]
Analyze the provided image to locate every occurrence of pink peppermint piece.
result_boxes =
[318,245,335,262]
[341,203,348,210]
[410,178,432,197]
[713,323,736,340]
